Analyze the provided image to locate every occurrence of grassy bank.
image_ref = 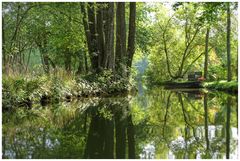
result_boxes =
[2,70,136,111]
[203,80,238,93]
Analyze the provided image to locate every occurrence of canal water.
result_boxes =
[2,88,238,159]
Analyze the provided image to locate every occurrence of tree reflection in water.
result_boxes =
[2,89,238,159]
[83,98,136,159]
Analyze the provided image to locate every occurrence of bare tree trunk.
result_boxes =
[87,3,99,72]
[204,28,210,80]
[227,3,231,81]
[96,6,105,70]
[115,2,127,77]
[80,3,91,72]
[2,15,7,74]
[127,2,136,76]
[104,3,115,70]
[84,50,88,73]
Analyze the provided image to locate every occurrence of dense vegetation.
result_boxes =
[2,2,238,159]
[141,3,238,83]
[2,2,238,107]
[2,2,137,109]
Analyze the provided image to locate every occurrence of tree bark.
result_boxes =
[84,50,88,73]
[80,3,91,73]
[96,6,105,70]
[127,2,136,76]
[104,3,115,70]
[227,3,231,81]
[115,2,127,77]
[204,28,210,80]
[87,3,99,72]
[2,15,6,73]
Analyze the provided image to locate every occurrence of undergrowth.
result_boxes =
[2,70,136,111]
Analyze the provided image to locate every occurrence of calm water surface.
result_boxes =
[2,88,238,159]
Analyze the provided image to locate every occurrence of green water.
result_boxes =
[2,88,238,159]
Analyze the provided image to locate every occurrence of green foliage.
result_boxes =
[203,80,237,93]
[141,2,238,83]
[2,69,136,111]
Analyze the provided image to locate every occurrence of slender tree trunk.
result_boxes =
[127,2,136,76]
[80,3,91,72]
[25,47,32,73]
[115,2,127,77]
[204,94,209,151]
[84,51,88,73]
[2,15,6,73]
[226,96,231,159]
[64,49,71,72]
[96,6,105,70]
[227,3,231,81]
[204,28,210,80]
[39,46,49,74]
[76,50,85,75]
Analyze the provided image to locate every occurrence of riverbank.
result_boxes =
[148,80,237,94]
[203,80,238,94]
[2,71,137,111]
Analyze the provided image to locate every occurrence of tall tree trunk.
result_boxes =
[80,4,91,72]
[115,2,127,77]
[204,28,210,80]
[227,3,231,81]
[96,6,105,70]
[87,3,99,72]
[104,3,115,70]
[127,2,136,76]
[2,15,6,74]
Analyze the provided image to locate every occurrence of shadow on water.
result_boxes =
[2,88,238,159]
